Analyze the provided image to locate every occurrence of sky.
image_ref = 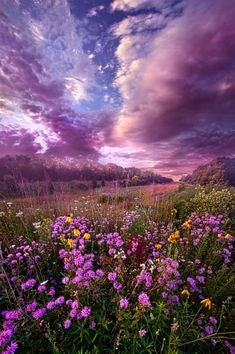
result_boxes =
[0,0,235,178]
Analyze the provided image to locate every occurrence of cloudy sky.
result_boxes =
[0,0,235,178]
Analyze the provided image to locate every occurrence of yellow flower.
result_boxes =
[64,257,68,263]
[183,220,191,229]
[225,233,230,240]
[83,233,91,240]
[66,216,73,223]
[60,236,65,242]
[74,228,80,237]
[155,258,160,262]
[168,230,180,243]
[155,243,162,250]
[171,208,177,215]
[200,298,212,310]
[218,233,222,238]
[67,239,74,247]
[181,289,190,297]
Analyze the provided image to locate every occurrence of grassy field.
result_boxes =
[0,183,234,353]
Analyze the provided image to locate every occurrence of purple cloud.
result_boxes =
[0,1,114,161]
[0,129,41,157]
[114,0,235,174]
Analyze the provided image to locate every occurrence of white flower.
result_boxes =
[33,222,41,229]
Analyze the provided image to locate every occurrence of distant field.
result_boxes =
[0,183,179,220]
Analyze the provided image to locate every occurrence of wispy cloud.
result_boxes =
[111,0,183,13]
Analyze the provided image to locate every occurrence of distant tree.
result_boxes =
[3,175,20,197]
[92,179,98,189]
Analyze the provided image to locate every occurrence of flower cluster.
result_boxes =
[0,212,234,353]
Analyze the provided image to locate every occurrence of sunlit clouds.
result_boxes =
[0,0,235,177]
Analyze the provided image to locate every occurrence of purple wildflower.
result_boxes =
[70,309,77,318]
[119,298,129,309]
[2,341,18,354]
[205,326,213,335]
[55,296,65,305]
[62,277,70,284]
[91,321,96,329]
[209,316,218,325]
[21,278,36,290]
[37,285,46,292]
[48,287,55,296]
[2,309,22,320]
[139,329,146,337]
[0,329,12,346]
[138,292,151,307]
[26,301,37,312]
[32,307,46,319]
[107,272,117,281]
[113,281,122,292]
[47,301,56,310]
[64,320,71,329]
[81,306,91,318]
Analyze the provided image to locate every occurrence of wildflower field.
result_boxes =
[0,186,234,353]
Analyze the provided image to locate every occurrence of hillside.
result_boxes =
[181,157,235,186]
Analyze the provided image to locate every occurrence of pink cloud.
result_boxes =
[113,0,235,175]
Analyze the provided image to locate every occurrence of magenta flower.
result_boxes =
[2,341,18,354]
[113,281,122,292]
[48,287,55,296]
[32,307,46,319]
[47,301,55,310]
[139,329,146,337]
[62,277,70,284]
[119,298,129,309]
[138,292,151,307]
[55,296,65,305]
[91,321,96,329]
[107,272,117,281]
[26,301,37,312]
[205,326,213,335]
[209,316,218,325]
[37,285,46,292]
[96,269,104,277]
[2,309,22,320]
[0,329,12,346]
[21,278,36,290]
[81,306,91,318]
[64,320,71,329]
[70,309,77,318]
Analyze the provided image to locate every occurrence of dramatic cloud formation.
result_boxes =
[112,0,235,176]
[0,0,235,177]
[0,0,113,161]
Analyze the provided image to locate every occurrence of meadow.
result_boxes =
[0,184,234,353]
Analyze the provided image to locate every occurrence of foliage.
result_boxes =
[0,206,234,353]
[182,157,235,186]
[186,187,235,228]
